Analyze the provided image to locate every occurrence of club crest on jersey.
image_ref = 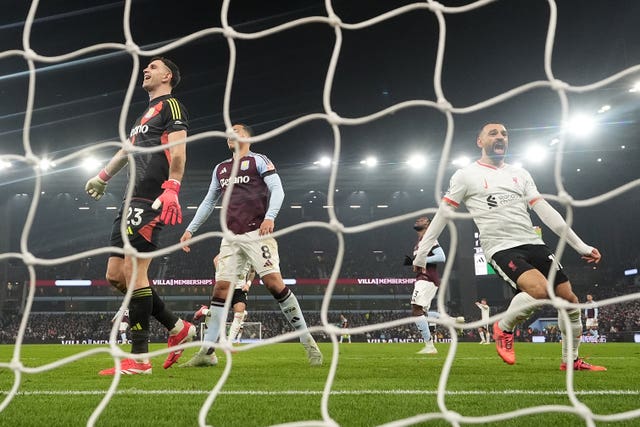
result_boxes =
[144,108,155,119]
[240,160,250,171]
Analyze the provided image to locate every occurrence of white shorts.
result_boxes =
[216,230,280,282]
[118,322,128,332]
[585,318,598,329]
[411,280,438,310]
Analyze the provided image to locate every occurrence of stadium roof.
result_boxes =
[1,1,639,212]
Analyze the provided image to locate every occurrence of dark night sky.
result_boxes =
[1,0,639,271]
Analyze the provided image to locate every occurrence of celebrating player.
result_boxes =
[408,217,446,354]
[179,123,323,367]
[475,298,491,344]
[85,57,195,375]
[413,122,605,371]
[182,255,254,366]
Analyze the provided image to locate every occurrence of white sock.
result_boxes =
[200,305,225,354]
[479,331,485,342]
[228,312,244,341]
[561,309,582,363]
[169,318,183,336]
[414,315,431,343]
[278,290,313,343]
[120,333,127,343]
[498,292,539,332]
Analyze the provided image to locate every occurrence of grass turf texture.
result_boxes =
[1,342,639,426]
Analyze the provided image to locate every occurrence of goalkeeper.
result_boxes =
[413,122,605,371]
[85,57,195,375]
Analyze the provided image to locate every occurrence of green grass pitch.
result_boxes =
[1,342,639,426]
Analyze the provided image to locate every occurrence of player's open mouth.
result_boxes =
[493,141,505,154]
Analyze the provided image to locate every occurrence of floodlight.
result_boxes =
[452,156,470,167]
[82,157,102,171]
[39,159,56,171]
[565,115,596,138]
[406,153,427,170]
[524,145,547,164]
[313,156,331,167]
[360,156,377,167]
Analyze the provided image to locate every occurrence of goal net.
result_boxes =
[1,1,640,426]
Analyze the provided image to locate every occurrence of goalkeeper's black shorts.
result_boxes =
[109,198,164,257]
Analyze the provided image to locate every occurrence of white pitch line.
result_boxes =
[1,389,639,396]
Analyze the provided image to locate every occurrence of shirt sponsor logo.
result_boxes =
[240,160,250,170]
[129,124,149,138]
[220,175,250,187]
[486,192,520,208]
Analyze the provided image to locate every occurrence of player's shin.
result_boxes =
[151,288,180,331]
[414,315,431,343]
[275,288,312,342]
[199,298,226,354]
[129,287,153,362]
[498,292,538,332]
[228,311,244,341]
[561,308,582,363]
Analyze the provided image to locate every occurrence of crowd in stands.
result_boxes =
[0,311,466,345]
[3,298,638,345]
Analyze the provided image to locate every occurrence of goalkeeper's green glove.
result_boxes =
[85,168,111,201]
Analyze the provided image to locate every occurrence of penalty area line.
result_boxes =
[1,389,639,396]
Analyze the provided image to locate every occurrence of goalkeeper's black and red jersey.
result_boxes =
[126,94,189,201]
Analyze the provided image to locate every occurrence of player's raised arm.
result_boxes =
[180,166,222,252]
[84,149,128,201]
[530,199,601,263]
[413,201,454,269]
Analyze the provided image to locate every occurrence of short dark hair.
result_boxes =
[151,56,181,88]
[477,121,506,139]
[236,123,254,137]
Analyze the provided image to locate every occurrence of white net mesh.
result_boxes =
[1,0,640,426]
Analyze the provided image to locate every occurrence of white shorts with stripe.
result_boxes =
[216,230,280,282]
[411,280,438,310]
